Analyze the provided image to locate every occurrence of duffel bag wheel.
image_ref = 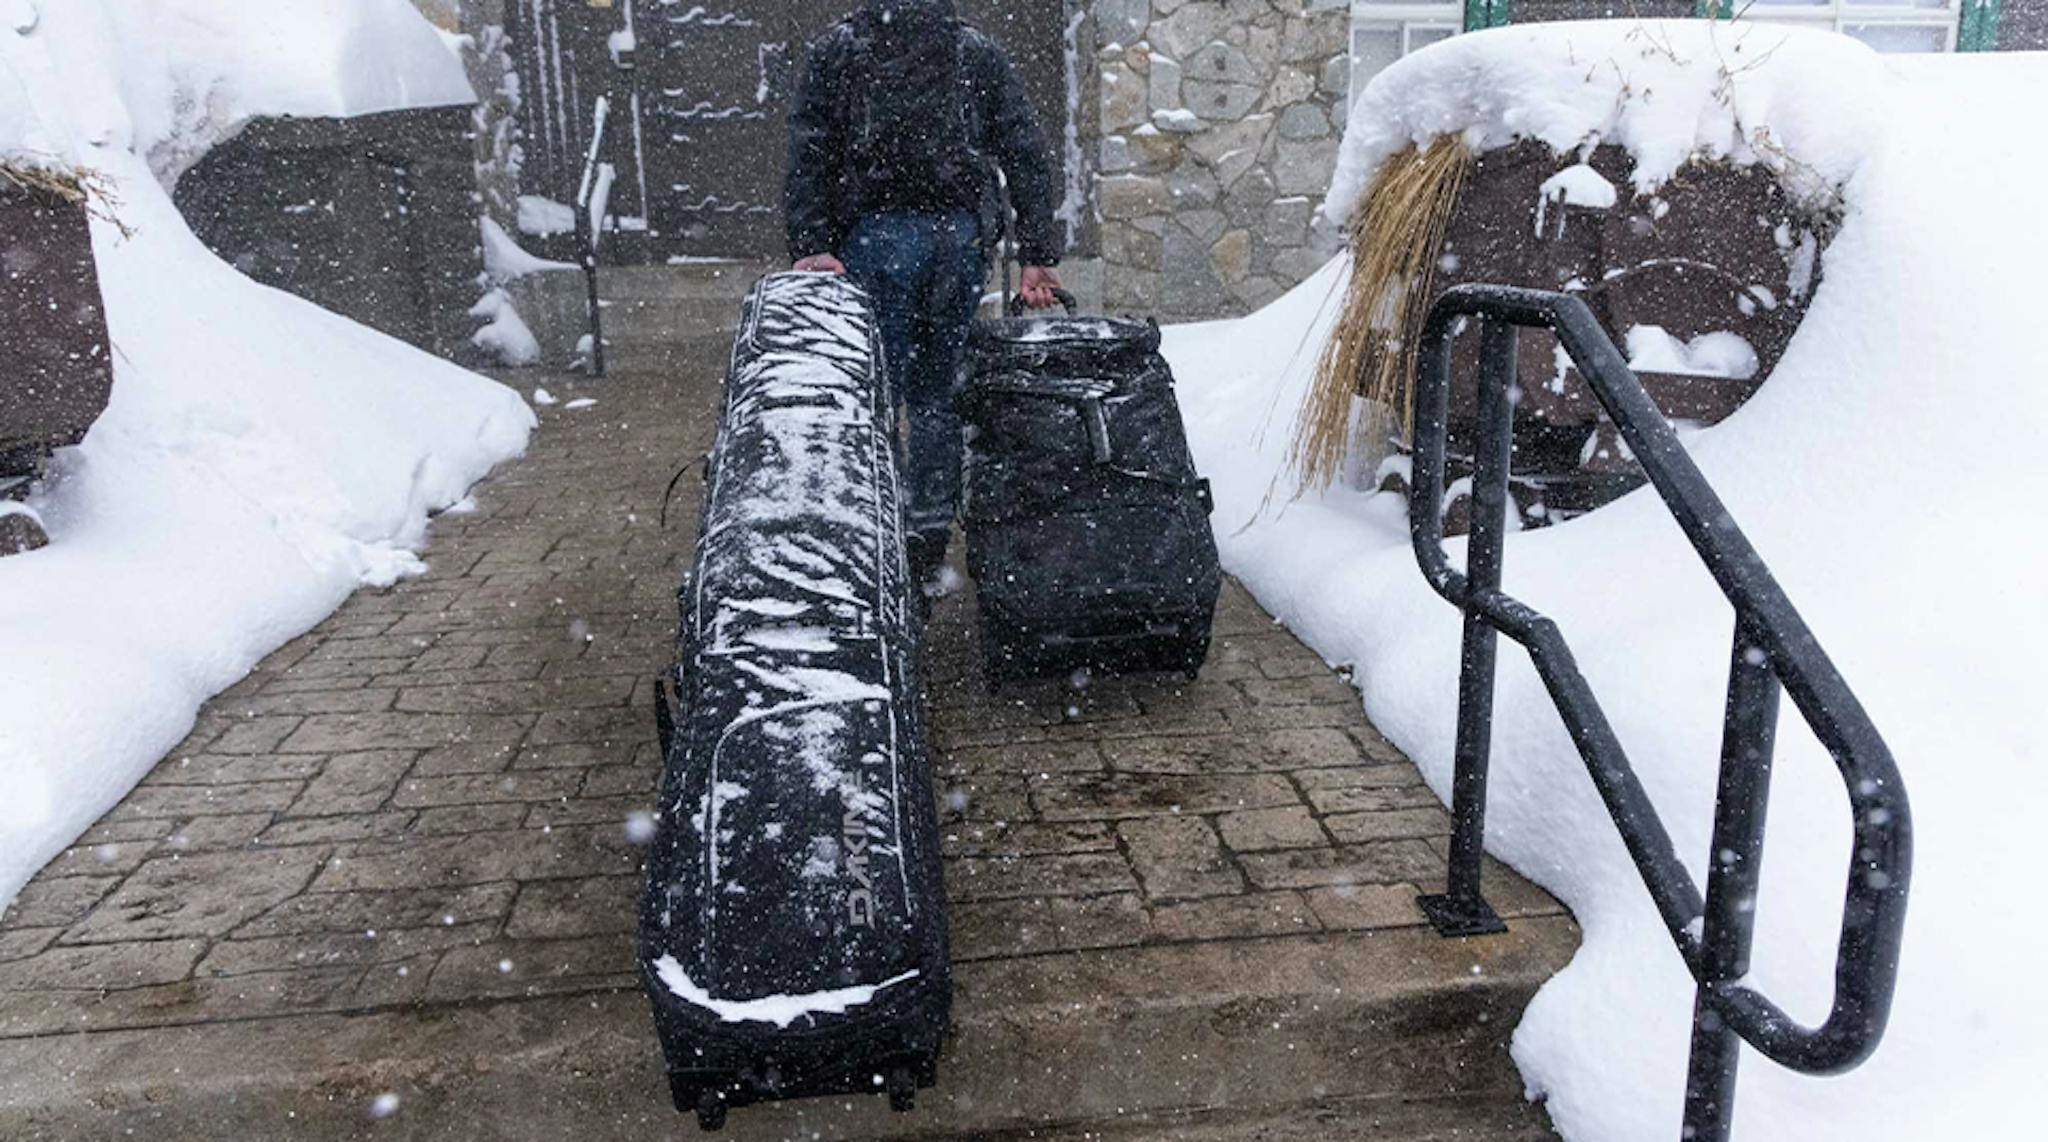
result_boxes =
[696,1090,728,1132]
[887,1065,917,1113]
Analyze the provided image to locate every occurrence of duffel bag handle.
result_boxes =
[1006,288,1080,319]
[1083,397,1114,465]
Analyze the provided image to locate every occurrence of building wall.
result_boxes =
[1082,0,2038,320]
[1510,1,1693,21]
[440,1,2048,317]
[414,0,523,235]
[1087,0,1353,320]
[2001,0,2048,48]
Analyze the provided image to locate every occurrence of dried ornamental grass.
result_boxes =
[0,160,88,204]
[1291,136,1469,491]
[0,159,133,237]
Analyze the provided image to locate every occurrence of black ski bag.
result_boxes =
[641,273,948,1131]
[960,297,1222,682]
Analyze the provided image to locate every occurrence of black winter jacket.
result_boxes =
[784,5,1064,266]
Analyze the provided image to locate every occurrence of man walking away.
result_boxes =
[785,0,1064,589]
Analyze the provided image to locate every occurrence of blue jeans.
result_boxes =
[842,210,986,544]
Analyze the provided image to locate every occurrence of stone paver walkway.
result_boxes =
[0,343,1573,1140]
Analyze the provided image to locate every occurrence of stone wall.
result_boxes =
[1089,0,1351,320]
[413,0,523,236]
[2001,0,2048,49]
[0,186,113,493]
[175,108,486,362]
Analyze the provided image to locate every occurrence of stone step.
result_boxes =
[596,296,741,344]
[0,921,1572,1139]
[592,339,729,377]
[507,262,773,368]
[598,261,777,301]
[980,1092,1563,1142]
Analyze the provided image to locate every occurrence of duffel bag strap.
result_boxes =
[1077,400,1209,507]
[1083,397,1114,465]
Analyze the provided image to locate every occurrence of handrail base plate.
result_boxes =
[1419,892,1509,938]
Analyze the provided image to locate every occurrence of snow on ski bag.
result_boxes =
[961,300,1222,681]
[640,273,948,1131]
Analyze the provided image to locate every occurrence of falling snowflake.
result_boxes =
[625,810,658,844]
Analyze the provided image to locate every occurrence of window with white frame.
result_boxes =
[1729,0,1964,53]
[1349,3,1464,100]
[1346,1,1971,110]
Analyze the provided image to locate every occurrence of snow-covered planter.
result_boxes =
[0,1,533,911]
[1299,22,1856,525]
[0,169,114,551]
[174,106,486,361]
[1167,19,2048,1142]
[1385,139,1832,528]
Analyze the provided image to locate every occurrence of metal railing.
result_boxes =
[574,95,612,378]
[1406,285,1914,1142]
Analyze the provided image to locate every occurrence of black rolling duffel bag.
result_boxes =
[960,295,1222,683]
[641,273,948,1131]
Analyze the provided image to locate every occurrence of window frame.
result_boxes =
[1706,0,1965,51]
[1348,2,1468,98]
[1345,0,1978,112]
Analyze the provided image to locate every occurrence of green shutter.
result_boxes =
[1694,0,1735,17]
[1464,0,1511,32]
[1959,0,2003,51]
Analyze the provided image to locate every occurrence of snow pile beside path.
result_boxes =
[1170,25,2048,1142]
[0,1,530,911]
[471,219,568,366]
[75,0,474,184]
[1326,20,1889,223]
[481,216,572,283]
[471,287,542,366]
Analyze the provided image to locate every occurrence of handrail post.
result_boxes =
[1682,618,1782,1140]
[1419,319,1517,938]
[576,204,608,379]
[574,95,612,379]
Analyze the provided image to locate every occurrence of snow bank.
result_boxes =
[472,218,568,367]
[470,286,542,366]
[0,1,530,911]
[1171,24,2048,1142]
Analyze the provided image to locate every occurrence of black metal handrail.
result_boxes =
[573,94,612,378]
[1407,285,1913,1142]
